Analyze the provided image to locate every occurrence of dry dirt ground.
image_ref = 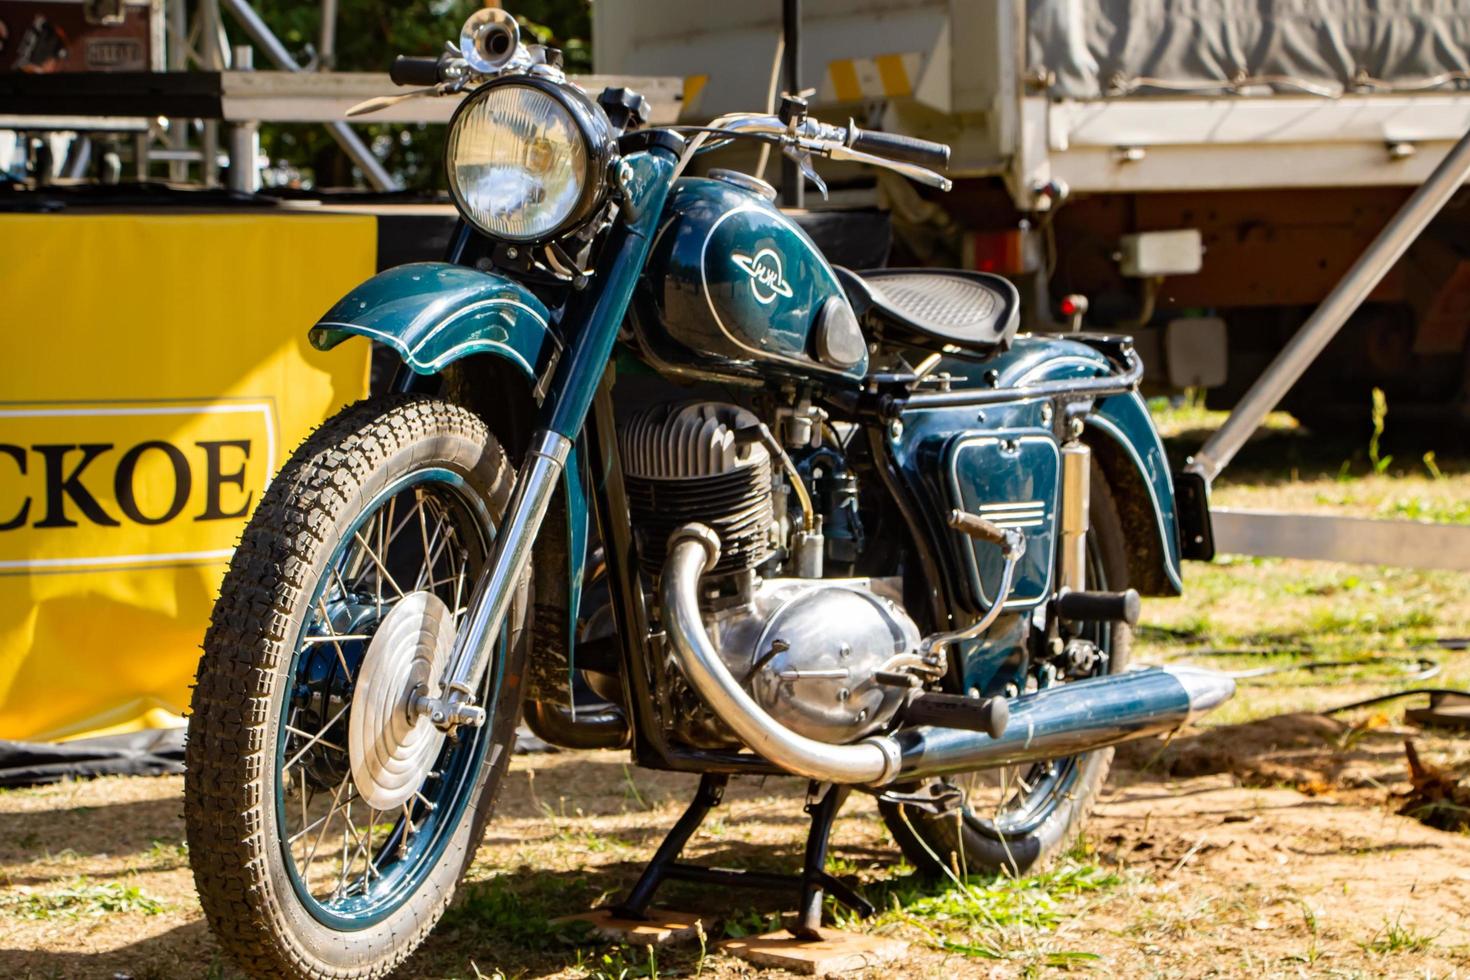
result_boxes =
[2,409,1468,978]
[6,728,1470,980]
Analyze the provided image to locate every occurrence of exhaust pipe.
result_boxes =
[891,665,1233,780]
[661,525,903,783]
[661,524,1233,787]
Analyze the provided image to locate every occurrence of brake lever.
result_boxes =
[346,86,448,118]
[825,141,953,191]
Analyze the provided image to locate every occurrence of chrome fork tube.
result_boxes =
[432,429,571,727]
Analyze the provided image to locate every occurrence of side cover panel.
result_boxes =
[310,262,556,379]
[946,431,1060,610]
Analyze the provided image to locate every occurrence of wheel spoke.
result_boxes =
[278,472,494,916]
[303,773,356,872]
[283,725,346,755]
[283,700,352,771]
[312,597,357,683]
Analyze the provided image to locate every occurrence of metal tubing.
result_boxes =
[1189,125,1470,482]
[894,348,1144,414]
[796,785,849,938]
[780,0,803,208]
[1059,441,1090,593]
[523,699,629,750]
[893,665,1235,780]
[613,773,727,919]
[226,45,259,193]
[440,431,570,715]
[218,0,400,191]
[318,0,339,70]
[661,525,902,785]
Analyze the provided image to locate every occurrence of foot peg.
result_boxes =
[903,692,1009,739]
[1055,588,1140,627]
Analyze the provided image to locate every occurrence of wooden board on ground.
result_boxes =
[720,928,909,976]
[553,907,707,946]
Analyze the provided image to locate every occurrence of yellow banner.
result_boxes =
[0,213,374,741]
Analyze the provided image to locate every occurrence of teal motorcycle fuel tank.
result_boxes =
[635,176,868,386]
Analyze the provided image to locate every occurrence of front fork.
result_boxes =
[417,144,681,731]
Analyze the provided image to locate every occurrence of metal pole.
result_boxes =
[318,0,338,70]
[1188,127,1470,483]
[227,45,260,193]
[166,0,189,182]
[780,0,803,208]
[198,0,227,186]
[218,0,400,191]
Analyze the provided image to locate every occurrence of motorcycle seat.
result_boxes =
[835,267,1020,358]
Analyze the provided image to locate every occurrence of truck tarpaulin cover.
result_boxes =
[1028,0,1470,98]
[0,213,372,748]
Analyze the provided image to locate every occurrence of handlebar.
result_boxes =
[714,113,953,190]
[846,123,950,171]
[390,55,450,86]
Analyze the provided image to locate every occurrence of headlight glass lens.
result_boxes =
[447,84,590,241]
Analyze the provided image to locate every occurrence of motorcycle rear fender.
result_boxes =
[992,337,1183,596]
[309,261,558,379]
[310,261,592,676]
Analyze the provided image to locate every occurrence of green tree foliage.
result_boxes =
[237,1,591,191]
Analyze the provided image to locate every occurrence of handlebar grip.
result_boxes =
[390,55,445,87]
[848,125,951,170]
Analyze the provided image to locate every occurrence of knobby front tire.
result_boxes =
[185,395,525,979]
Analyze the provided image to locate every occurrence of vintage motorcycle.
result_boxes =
[184,9,1232,977]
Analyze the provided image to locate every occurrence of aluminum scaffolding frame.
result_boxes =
[1186,122,1470,571]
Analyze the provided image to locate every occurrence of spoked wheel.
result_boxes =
[186,396,525,979]
[882,463,1132,877]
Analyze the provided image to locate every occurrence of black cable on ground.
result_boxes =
[1321,688,1470,716]
[1164,637,1470,718]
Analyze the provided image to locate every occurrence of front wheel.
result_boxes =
[881,461,1132,877]
[185,395,524,979]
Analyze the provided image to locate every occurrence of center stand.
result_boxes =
[611,773,873,939]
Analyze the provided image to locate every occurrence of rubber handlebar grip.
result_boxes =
[390,55,444,87]
[848,125,951,170]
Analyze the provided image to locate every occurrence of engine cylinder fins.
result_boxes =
[620,402,776,577]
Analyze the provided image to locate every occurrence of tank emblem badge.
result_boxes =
[732,248,794,305]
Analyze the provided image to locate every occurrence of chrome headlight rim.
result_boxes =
[445,75,618,245]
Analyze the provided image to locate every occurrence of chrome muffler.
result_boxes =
[661,524,1234,786]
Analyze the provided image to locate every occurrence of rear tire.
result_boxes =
[881,463,1131,877]
[185,395,525,979]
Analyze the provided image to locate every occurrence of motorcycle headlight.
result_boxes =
[446,78,616,244]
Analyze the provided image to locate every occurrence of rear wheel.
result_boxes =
[881,463,1131,876]
[185,395,525,979]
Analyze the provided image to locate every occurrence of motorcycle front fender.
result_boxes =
[310,261,591,676]
[309,261,557,380]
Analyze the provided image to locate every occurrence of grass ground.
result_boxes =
[1,400,1468,978]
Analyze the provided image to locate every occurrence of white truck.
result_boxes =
[594,0,1470,424]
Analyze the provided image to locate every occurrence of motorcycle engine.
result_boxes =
[620,402,921,748]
